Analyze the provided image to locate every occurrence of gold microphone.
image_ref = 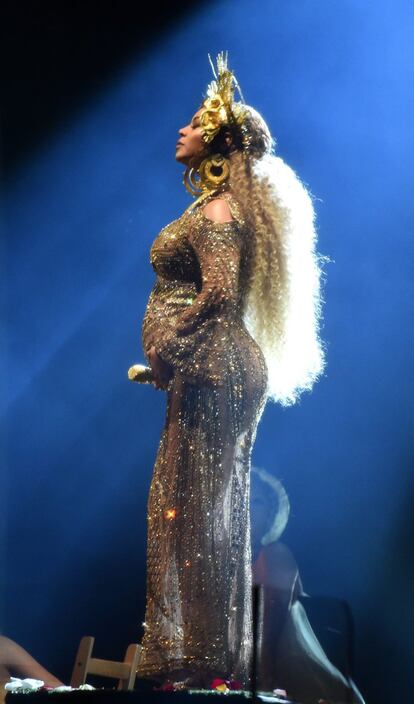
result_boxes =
[127,364,155,384]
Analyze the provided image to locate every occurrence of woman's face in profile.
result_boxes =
[175,107,207,165]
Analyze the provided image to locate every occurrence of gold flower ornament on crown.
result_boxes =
[183,51,253,200]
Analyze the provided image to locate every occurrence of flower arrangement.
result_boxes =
[153,677,242,694]
[5,676,289,701]
[4,678,95,694]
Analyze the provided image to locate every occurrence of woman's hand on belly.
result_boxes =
[147,346,174,390]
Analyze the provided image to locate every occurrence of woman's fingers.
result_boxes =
[156,374,169,390]
[147,346,173,390]
[153,371,168,390]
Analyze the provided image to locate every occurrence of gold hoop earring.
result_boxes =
[183,153,230,198]
[183,166,204,197]
[199,153,230,190]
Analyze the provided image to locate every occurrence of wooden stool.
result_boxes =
[70,636,141,691]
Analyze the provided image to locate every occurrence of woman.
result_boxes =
[136,52,327,690]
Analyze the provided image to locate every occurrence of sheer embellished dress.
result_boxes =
[137,189,268,687]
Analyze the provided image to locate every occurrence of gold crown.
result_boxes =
[199,51,253,154]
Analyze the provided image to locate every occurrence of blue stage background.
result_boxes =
[3,2,413,702]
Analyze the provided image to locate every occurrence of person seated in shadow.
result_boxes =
[0,635,63,703]
[250,466,366,704]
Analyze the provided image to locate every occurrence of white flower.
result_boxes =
[5,678,44,692]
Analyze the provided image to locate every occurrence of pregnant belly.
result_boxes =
[141,280,268,400]
[141,279,198,355]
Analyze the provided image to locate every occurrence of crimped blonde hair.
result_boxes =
[226,105,330,406]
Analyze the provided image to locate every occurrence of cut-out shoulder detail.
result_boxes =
[202,198,234,223]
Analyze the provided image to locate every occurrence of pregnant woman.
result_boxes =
[136,52,327,690]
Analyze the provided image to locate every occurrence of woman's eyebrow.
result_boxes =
[191,116,200,126]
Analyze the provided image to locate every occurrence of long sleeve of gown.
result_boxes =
[153,215,243,385]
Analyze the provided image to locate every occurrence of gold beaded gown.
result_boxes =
[137,189,268,687]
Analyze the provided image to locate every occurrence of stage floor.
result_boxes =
[5,687,298,704]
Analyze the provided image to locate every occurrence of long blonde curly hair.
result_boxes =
[221,105,330,406]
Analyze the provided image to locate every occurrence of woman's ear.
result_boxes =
[224,130,233,148]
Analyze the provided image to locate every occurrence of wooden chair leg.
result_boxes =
[118,644,142,690]
[70,636,94,688]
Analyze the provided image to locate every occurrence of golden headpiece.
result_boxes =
[199,51,249,149]
[184,51,264,199]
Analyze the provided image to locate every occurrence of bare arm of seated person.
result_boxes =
[0,635,63,687]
